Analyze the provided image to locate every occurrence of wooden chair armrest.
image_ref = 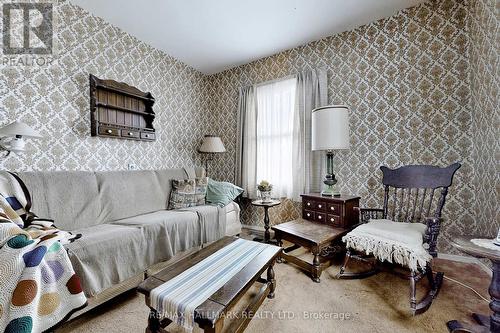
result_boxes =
[424,216,442,224]
[355,208,384,224]
[355,208,384,213]
[423,217,443,257]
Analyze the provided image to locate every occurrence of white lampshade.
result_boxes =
[311,105,350,151]
[0,120,42,138]
[199,135,226,153]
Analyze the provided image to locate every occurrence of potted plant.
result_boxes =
[257,180,273,203]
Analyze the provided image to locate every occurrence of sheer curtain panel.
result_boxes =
[255,77,297,198]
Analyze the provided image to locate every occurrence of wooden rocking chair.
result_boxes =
[337,163,461,315]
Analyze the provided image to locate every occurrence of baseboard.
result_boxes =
[242,225,494,276]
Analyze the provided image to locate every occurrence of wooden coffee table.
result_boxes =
[272,218,352,283]
[138,237,281,333]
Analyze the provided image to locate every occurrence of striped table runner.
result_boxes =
[150,238,270,332]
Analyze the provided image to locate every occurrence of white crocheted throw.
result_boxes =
[342,219,432,271]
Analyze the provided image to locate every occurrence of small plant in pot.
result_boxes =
[257,180,273,203]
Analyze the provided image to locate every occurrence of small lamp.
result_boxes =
[311,105,350,196]
[0,120,42,155]
[198,135,226,176]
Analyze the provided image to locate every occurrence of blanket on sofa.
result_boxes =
[66,205,228,298]
[0,171,32,228]
[0,171,81,243]
[0,211,88,332]
[0,172,87,333]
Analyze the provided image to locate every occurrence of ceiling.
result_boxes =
[69,0,425,75]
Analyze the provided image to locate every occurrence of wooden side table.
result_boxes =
[251,199,281,243]
[447,236,500,333]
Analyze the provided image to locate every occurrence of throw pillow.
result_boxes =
[206,178,244,207]
[169,177,208,209]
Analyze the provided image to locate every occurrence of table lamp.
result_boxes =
[0,120,42,155]
[311,105,350,196]
[198,135,226,176]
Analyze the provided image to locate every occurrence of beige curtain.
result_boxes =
[235,86,258,198]
[292,68,328,199]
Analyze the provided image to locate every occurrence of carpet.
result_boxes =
[56,227,491,333]
[56,247,491,333]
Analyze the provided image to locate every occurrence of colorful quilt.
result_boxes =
[0,172,87,333]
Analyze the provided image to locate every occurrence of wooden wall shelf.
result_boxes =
[90,74,156,142]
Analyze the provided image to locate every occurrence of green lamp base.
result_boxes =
[321,184,341,197]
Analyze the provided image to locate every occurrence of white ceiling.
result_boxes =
[69,0,425,75]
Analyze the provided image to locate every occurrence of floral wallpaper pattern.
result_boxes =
[0,0,210,172]
[206,0,492,254]
[470,0,500,237]
[0,0,497,254]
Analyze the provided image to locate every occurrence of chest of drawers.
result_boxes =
[300,193,360,228]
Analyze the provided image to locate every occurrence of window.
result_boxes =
[254,77,297,198]
[237,68,327,200]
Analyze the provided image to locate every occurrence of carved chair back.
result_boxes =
[379,163,461,257]
[380,163,461,223]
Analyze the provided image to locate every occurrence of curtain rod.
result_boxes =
[254,74,297,88]
[243,66,328,89]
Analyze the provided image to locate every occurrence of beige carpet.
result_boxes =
[56,247,491,333]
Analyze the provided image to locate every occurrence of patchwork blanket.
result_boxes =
[0,172,31,228]
[0,172,87,333]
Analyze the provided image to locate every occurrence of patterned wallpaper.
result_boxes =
[0,0,211,172]
[0,0,497,254]
[470,0,500,237]
[206,0,479,253]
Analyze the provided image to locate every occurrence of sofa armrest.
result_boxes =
[233,193,244,208]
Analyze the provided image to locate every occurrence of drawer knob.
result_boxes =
[330,218,335,222]
[307,203,311,206]
[128,132,133,136]
[318,215,322,219]
[106,129,112,134]
[145,134,149,138]
[331,207,335,210]
[318,204,322,208]
[306,213,311,217]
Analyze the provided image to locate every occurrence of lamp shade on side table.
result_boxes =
[311,105,350,196]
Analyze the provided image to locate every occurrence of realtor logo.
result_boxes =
[2,2,53,55]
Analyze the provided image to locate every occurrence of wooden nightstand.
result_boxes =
[300,193,360,228]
